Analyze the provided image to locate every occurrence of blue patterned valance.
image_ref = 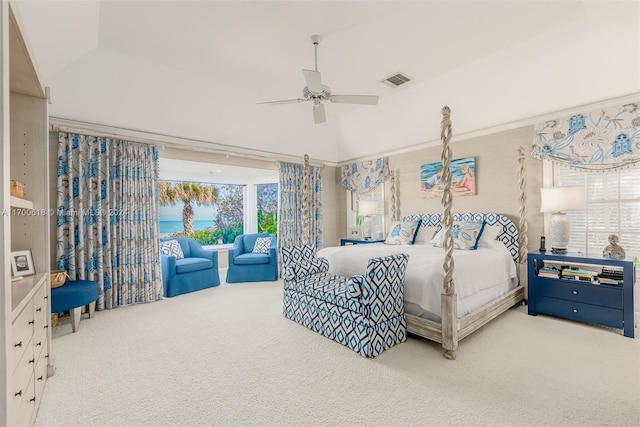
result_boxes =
[532,103,640,171]
[341,157,389,193]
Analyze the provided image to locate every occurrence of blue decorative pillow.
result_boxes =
[159,239,184,259]
[252,237,272,254]
[384,219,421,245]
[434,220,485,250]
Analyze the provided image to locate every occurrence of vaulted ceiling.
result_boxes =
[15,1,640,164]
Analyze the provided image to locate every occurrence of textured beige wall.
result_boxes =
[321,166,346,249]
[382,125,544,255]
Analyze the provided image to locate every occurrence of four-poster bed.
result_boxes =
[299,106,529,359]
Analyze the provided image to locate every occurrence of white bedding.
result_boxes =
[317,240,518,320]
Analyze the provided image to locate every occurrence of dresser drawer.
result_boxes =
[12,373,36,427]
[535,278,623,309]
[536,295,624,329]
[33,321,47,361]
[11,300,34,374]
[34,347,48,405]
[12,335,34,399]
[34,284,47,327]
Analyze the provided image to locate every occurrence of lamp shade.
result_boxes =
[540,186,586,213]
[358,200,379,216]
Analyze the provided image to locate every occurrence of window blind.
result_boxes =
[555,164,640,259]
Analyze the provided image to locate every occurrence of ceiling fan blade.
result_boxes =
[313,102,326,124]
[256,98,307,106]
[330,94,379,105]
[303,69,323,93]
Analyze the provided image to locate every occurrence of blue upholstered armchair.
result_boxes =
[226,233,278,283]
[160,237,220,297]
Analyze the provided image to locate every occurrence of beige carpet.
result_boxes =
[36,273,640,426]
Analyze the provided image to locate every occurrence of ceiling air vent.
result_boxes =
[381,72,411,87]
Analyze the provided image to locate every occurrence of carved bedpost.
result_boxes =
[390,169,399,221]
[517,146,529,292]
[302,154,310,245]
[439,106,458,360]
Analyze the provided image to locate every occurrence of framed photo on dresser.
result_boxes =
[11,249,35,277]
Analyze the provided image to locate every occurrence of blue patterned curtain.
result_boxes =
[341,157,389,193]
[278,161,323,249]
[532,103,640,171]
[56,132,163,310]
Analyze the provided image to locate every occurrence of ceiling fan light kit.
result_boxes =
[257,34,379,124]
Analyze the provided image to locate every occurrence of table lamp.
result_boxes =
[358,200,379,240]
[540,186,586,253]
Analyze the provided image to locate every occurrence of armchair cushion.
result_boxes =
[175,257,214,274]
[234,253,270,265]
[160,239,185,259]
[252,236,273,254]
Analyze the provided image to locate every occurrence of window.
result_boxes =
[348,185,385,239]
[256,183,278,235]
[554,164,640,259]
[158,159,279,246]
[158,180,245,245]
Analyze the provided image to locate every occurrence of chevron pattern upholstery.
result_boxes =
[282,245,409,358]
[402,212,520,261]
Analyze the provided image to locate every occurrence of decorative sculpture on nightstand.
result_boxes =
[602,234,625,259]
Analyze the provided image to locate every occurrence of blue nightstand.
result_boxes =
[340,239,385,246]
[527,251,635,338]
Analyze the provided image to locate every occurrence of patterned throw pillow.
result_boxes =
[384,220,421,245]
[433,220,485,250]
[414,225,440,245]
[159,239,184,259]
[252,237,272,254]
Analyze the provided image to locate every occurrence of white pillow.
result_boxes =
[252,237,273,254]
[160,239,185,259]
[477,224,502,247]
[433,220,485,250]
[384,220,421,245]
[414,225,440,245]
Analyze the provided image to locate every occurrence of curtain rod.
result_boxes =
[49,118,329,168]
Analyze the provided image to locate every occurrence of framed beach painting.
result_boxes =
[420,156,476,198]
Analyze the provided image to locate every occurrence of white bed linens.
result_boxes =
[317,240,517,320]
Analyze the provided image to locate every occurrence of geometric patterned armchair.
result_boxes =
[282,244,409,358]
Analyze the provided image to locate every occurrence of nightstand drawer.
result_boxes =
[535,278,623,309]
[536,295,624,329]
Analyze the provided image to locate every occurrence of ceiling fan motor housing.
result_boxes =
[303,84,332,100]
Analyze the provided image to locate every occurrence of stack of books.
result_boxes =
[598,267,623,286]
[537,266,560,278]
[561,267,594,282]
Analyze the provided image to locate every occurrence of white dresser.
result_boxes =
[10,277,51,426]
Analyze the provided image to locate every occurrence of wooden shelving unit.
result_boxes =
[1,1,52,425]
[10,196,35,210]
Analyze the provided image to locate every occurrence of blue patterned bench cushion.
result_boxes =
[283,257,330,282]
[284,273,364,314]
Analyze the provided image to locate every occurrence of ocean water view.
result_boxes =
[159,220,214,236]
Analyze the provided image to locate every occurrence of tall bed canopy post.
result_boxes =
[390,169,399,221]
[439,106,458,360]
[517,146,529,290]
[302,154,311,245]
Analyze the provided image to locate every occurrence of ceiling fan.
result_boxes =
[257,35,379,124]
